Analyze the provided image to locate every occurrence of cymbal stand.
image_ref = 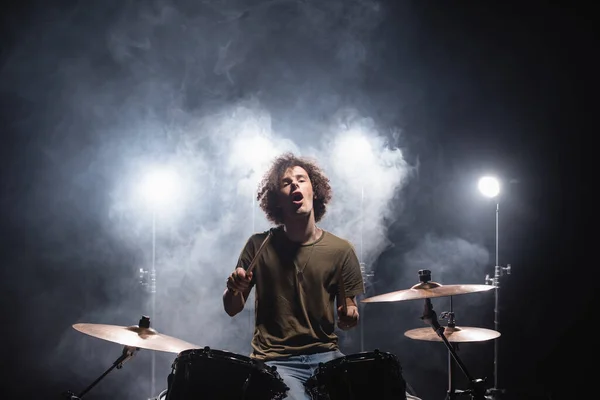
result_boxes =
[421,298,486,400]
[417,270,486,400]
[61,344,139,399]
[438,301,467,399]
[61,316,149,399]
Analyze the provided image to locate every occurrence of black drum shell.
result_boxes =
[165,348,288,400]
[305,350,407,400]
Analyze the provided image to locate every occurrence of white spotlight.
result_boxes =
[138,167,182,210]
[478,176,500,198]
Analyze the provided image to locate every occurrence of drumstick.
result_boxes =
[233,229,274,299]
[337,266,348,315]
[245,228,273,275]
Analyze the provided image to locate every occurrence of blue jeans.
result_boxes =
[265,349,345,400]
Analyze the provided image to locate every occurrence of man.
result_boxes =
[223,152,364,399]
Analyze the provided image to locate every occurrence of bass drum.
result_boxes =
[305,350,408,400]
[165,347,288,400]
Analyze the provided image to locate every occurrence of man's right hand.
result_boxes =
[226,267,253,293]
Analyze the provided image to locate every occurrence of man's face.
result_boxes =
[277,166,315,221]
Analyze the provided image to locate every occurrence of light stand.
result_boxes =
[139,210,158,398]
[483,265,510,400]
[359,262,375,352]
[357,186,375,353]
[150,210,157,398]
[481,197,511,399]
[134,166,182,399]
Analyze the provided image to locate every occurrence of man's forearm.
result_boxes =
[223,288,246,316]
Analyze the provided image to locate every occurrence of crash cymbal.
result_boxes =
[404,326,500,343]
[73,323,200,354]
[361,281,495,303]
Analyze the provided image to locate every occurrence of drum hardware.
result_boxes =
[361,269,498,399]
[61,344,139,400]
[404,310,501,343]
[61,316,151,399]
[414,270,490,400]
[407,306,500,398]
[61,316,201,399]
[71,316,200,353]
[420,298,488,400]
[360,270,495,304]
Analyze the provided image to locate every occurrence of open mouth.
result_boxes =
[292,192,304,204]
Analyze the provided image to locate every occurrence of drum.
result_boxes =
[165,347,288,400]
[305,350,407,400]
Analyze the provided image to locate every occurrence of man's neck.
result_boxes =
[283,218,321,245]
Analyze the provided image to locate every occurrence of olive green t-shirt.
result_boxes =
[235,226,364,361]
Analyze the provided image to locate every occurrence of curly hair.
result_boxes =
[257,152,332,225]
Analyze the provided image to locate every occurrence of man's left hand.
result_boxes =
[337,305,359,330]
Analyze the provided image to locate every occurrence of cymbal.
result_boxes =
[361,281,494,303]
[404,326,501,343]
[73,323,200,354]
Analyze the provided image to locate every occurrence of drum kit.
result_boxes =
[62,269,499,400]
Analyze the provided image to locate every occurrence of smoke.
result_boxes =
[404,234,490,284]
[311,109,414,269]
[94,105,411,397]
[0,0,494,399]
[102,98,414,362]
[0,0,404,397]
[390,233,492,329]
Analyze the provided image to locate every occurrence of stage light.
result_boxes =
[138,167,182,210]
[478,176,500,198]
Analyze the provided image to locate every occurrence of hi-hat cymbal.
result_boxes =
[361,281,495,303]
[404,326,501,343]
[73,323,200,354]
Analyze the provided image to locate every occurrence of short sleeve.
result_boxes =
[340,243,365,298]
[234,235,258,287]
